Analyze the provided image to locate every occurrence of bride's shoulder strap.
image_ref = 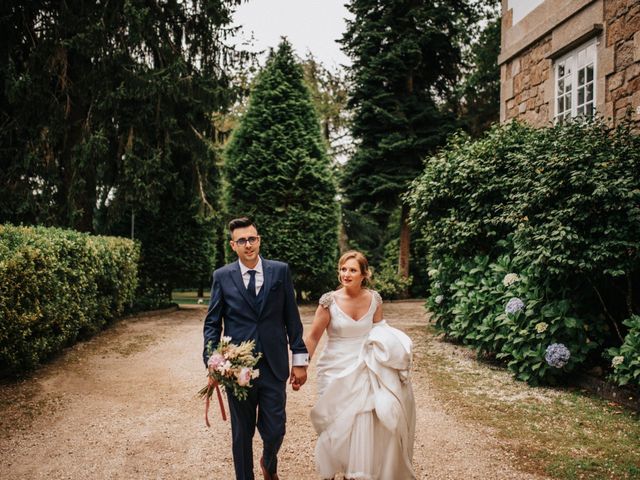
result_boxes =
[319,291,334,309]
[371,290,383,306]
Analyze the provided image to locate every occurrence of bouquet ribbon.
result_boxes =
[205,383,227,426]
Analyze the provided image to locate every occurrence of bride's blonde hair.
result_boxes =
[338,250,372,287]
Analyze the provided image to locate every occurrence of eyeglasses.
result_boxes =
[233,236,260,246]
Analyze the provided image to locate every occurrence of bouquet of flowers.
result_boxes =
[198,336,262,426]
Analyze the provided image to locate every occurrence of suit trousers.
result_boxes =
[226,358,286,480]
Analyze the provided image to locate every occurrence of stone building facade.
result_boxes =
[499,0,640,129]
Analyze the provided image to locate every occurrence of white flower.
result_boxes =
[435,295,444,305]
[612,355,624,367]
[503,273,520,287]
[535,322,548,333]
[221,335,232,344]
[236,367,252,386]
[251,368,260,379]
[219,360,232,375]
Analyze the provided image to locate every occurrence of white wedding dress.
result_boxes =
[310,290,416,480]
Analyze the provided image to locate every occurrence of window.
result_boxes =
[554,39,596,121]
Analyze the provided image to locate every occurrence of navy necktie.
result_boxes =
[247,270,257,298]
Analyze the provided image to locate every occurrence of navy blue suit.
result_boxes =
[203,258,307,479]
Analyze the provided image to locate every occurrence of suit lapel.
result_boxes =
[229,263,259,314]
[258,260,273,318]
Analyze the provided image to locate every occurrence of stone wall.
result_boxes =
[501,36,552,125]
[500,0,640,130]
[604,0,640,129]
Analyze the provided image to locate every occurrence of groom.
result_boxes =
[203,217,308,480]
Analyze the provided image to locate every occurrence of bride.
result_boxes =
[304,251,416,480]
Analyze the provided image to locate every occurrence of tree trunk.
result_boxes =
[57,43,94,232]
[398,203,411,298]
[338,214,349,253]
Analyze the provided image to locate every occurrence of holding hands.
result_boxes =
[290,366,307,391]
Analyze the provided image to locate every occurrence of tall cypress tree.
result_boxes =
[224,40,339,298]
[340,0,476,280]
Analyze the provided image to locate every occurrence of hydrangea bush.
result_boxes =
[411,119,640,387]
[607,315,640,388]
[428,253,595,385]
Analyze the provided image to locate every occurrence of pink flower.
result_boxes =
[207,352,225,370]
[236,367,252,387]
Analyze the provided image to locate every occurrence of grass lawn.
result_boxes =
[412,324,640,480]
[171,290,208,305]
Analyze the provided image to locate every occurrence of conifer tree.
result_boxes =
[340,0,476,282]
[459,12,501,137]
[0,1,245,303]
[224,40,339,298]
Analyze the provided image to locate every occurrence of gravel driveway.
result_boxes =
[0,301,547,479]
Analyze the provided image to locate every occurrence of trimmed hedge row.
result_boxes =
[407,119,640,387]
[0,225,139,375]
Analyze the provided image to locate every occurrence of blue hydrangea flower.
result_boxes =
[545,343,571,368]
[505,297,525,315]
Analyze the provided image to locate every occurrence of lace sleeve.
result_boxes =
[319,292,334,309]
[371,290,383,306]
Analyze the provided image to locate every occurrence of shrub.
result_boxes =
[0,225,139,375]
[371,237,413,300]
[409,119,640,385]
[428,253,596,385]
[372,264,413,300]
[607,315,640,389]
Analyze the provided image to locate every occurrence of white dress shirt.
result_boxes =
[239,257,264,294]
[238,257,308,367]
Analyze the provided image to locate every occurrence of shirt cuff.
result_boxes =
[292,353,309,366]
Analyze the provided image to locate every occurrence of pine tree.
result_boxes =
[340,0,476,283]
[0,1,245,303]
[459,12,501,137]
[224,40,339,298]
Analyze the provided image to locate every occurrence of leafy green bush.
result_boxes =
[607,315,640,388]
[428,254,596,385]
[370,236,413,300]
[0,225,139,375]
[409,119,640,386]
[372,264,413,300]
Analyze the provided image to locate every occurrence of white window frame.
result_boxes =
[554,39,597,121]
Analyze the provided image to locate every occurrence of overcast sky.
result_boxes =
[230,0,352,69]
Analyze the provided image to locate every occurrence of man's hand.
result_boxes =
[290,366,307,391]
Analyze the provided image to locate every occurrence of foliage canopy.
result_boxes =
[224,40,339,297]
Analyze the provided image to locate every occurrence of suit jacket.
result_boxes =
[202,258,307,382]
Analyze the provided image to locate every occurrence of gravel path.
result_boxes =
[0,302,547,479]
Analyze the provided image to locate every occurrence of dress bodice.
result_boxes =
[315,290,383,396]
[319,289,382,340]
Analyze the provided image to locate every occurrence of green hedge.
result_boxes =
[408,119,640,387]
[0,225,139,375]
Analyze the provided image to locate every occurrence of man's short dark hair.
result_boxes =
[228,217,257,234]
